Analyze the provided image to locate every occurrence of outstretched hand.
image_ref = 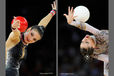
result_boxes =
[63,6,77,24]
[51,1,56,10]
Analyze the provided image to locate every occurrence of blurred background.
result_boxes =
[6,0,56,76]
[58,0,108,76]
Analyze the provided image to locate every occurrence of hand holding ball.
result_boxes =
[73,6,90,22]
[11,16,28,32]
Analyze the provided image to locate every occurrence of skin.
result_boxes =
[63,6,96,50]
[80,35,96,49]
[64,6,108,76]
[23,28,41,44]
[6,1,56,59]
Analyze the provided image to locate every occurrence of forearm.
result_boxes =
[70,21,86,30]
[94,54,109,63]
[38,10,55,28]
[70,21,101,35]
[104,62,109,76]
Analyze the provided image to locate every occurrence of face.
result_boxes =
[24,29,41,44]
[80,35,95,49]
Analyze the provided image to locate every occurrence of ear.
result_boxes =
[26,27,32,32]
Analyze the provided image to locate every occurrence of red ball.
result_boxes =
[11,16,28,32]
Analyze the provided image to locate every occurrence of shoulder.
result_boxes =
[95,30,109,40]
[100,30,109,35]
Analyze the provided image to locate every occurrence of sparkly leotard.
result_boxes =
[6,33,27,76]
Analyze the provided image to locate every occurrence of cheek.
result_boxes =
[81,42,89,49]
[88,39,93,45]
[28,33,32,38]
[36,35,41,40]
[38,37,41,40]
[81,43,85,48]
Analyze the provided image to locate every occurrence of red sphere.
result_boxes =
[11,16,28,32]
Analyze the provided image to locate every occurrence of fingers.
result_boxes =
[63,14,68,18]
[51,1,56,10]
[53,1,56,9]
[51,4,54,9]
[13,20,20,26]
[71,7,73,13]
[13,16,16,23]
[13,16,16,19]
[12,20,20,28]
[54,1,56,7]
[15,20,20,28]
[68,6,70,15]
[68,6,74,15]
[16,20,20,24]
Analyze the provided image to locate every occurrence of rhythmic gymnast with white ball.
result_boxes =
[64,6,109,76]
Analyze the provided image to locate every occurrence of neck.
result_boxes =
[21,33,28,45]
[90,36,96,48]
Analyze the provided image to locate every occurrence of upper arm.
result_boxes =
[38,13,53,28]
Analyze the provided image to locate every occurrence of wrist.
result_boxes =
[50,9,56,16]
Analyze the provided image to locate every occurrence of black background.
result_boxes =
[58,0,108,76]
[6,0,56,76]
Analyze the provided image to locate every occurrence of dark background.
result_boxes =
[58,0,108,76]
[6,0,56,76]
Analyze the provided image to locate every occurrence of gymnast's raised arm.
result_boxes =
[64,6,101,35]
[38,1,56,28]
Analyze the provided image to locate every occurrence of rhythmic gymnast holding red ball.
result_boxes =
[6,1,56,76]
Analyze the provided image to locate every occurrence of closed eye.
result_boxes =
[31,32,34,36]
[86,42,89,44]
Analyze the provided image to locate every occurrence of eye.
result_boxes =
[31,32,34,36]
[86,42,89,44]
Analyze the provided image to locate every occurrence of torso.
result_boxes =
[6,32,26,69]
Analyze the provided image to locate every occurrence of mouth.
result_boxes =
[85,35,89,38]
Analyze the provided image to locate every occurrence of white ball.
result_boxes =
[73,6,90,22]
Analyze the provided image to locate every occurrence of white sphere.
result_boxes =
[73,6,90,22]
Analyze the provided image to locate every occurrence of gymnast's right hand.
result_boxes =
[63,6,77,24]
[11,16,20,29]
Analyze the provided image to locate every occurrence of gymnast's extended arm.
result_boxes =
[38,1,56,28]
[64,6,101,35]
